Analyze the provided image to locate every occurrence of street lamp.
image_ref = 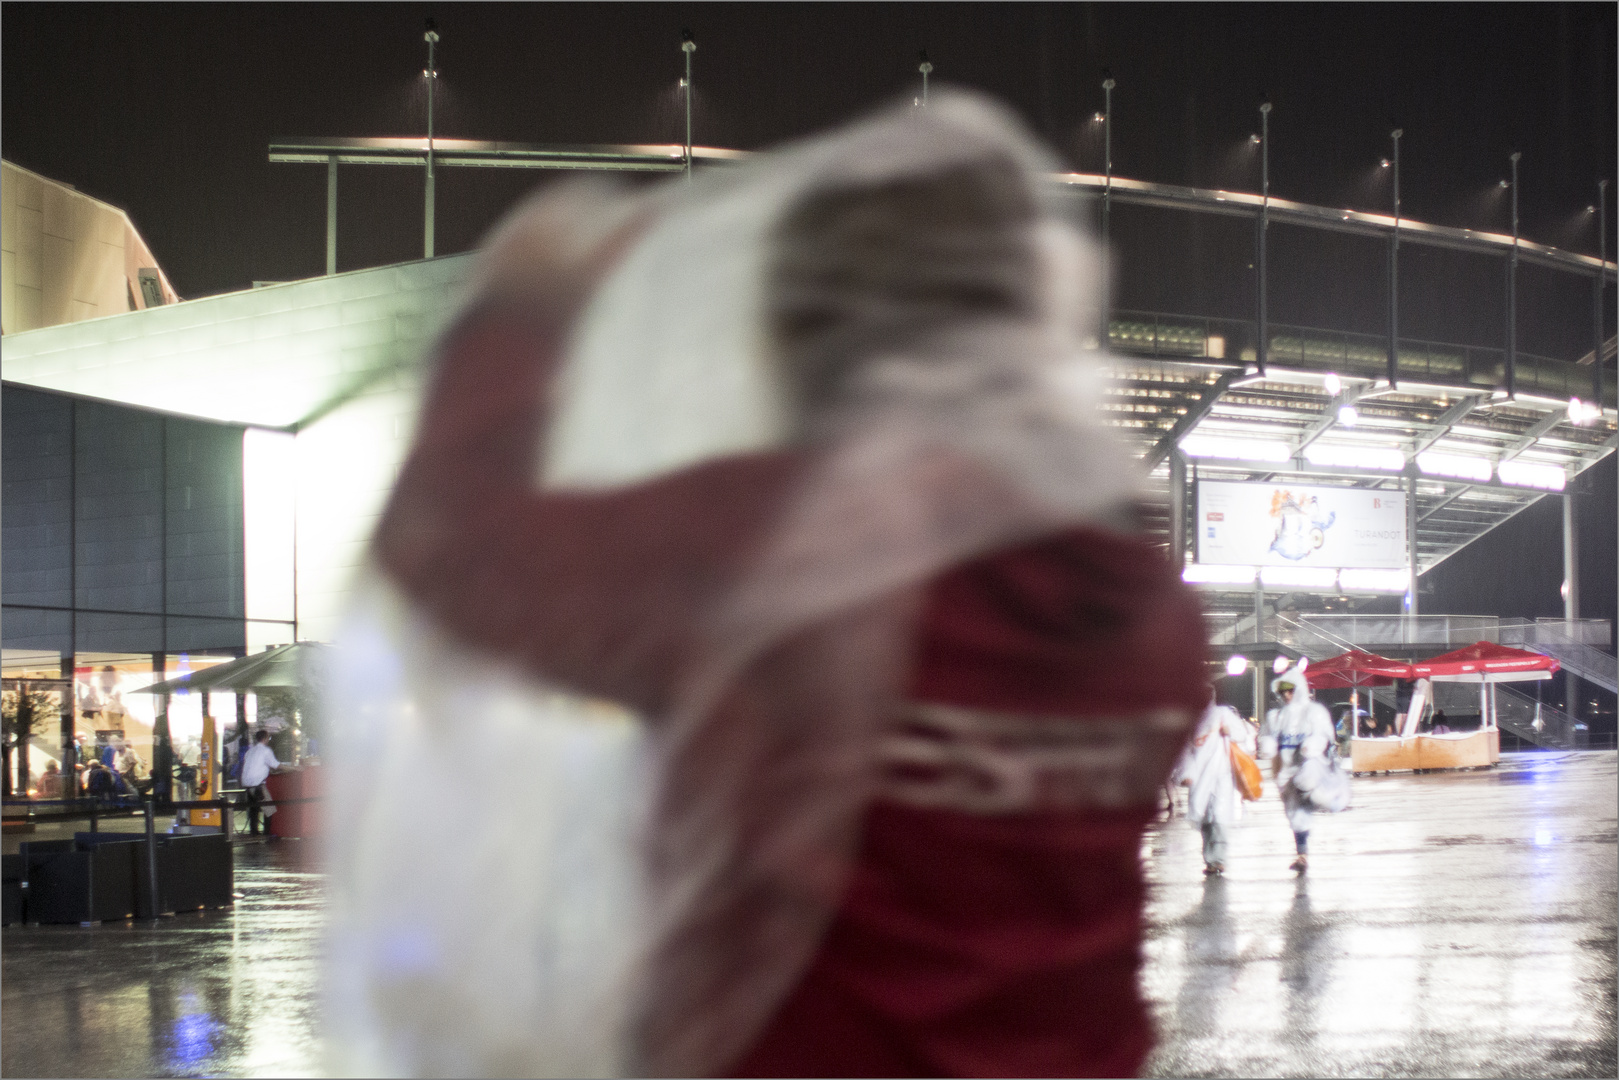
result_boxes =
[918,51,933,106]
[423,20,439,259]
[681,30,696,181]
[1256,98,1272,376]
[1388,128,1402,387]
[1507,151,1521,398]
[1100,73,1115,346]
[1596,179,1609,408]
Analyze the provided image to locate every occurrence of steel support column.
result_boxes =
[1507,152,1520,398]
[1596,179,1608,407]
[1388,128,1402,386]
[1564,487,1581,728]
[59,656,77,799]
[1252,576,1266,724]
[423,25,439,258]
[1406,472,1419,618]
[325,156,337,276]
[1168,449,1186,572]
[1256,102,1272,376]
[1564,490,1580,621]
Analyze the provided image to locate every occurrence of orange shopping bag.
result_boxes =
[1230,741,1263,801]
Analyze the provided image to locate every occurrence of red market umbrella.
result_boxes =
[1306,650,1413,690]
[1407,641,1559,737]
[1409,641,1560,682]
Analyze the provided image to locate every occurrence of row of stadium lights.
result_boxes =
[1184,564,1412,593]
[1177,433,1568,491]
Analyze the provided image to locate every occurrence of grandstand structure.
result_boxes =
[4,148,1615,656]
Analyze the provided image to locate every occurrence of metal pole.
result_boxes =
[423,25,439,259]
[1257,101,1272,376]
[1564,487,1580,729]
[143,796,160,919]
[1507,151,1520,398]
[1597,179,1608,407]
[1389,129,1402,387]
[1406,471,1420,620]
[682,31,696,180]
[919,52,932,105]
[1252,578,1265,725]
[1168,449,1186,572]
[1253,576,1265,643]
[325,156,337,276]
[59,656,76,801]
[1101,75,1115,348]
[1563,490,1579,621]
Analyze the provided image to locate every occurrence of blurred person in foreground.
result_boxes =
[325,91,1207,1078]
[1258,660,1337,873]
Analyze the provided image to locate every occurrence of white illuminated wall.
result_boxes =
[243,428,298,651]
[5,253,475,645]
[290,386,422,641]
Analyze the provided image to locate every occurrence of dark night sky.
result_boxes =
[4,2,1616,630]
[4,3,1615,301]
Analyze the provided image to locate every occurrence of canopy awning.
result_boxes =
[1409,641,1560,683]
[132,643,327,694]
[1306,649,1413,689]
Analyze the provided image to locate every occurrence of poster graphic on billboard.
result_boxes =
[1196,480,1407,568]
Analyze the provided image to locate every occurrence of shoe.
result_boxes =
[1203,864,1224,876]
[1289,856,1308,872]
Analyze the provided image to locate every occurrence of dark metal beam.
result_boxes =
[1142,369,1242,471]
[1409,395,1483,457]
[1417,485,1473,523]
[1496,411,1567,464]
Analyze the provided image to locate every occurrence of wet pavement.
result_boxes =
[2,840,324,1079]
[1141,750,1618,1079]
[2,751,1614,1078]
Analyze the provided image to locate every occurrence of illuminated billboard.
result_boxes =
[1195,480,1407,569]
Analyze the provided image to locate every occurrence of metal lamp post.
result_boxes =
[1101,74,1115,348]
[682,30,696,180]
[1388,128,1402,387]
[1507,151,1521,399]
[424,21,439,259]
[1596,179,1609,408]
[918,51,932,105]
[1256,99,1272,376]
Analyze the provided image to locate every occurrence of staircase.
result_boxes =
[1365,680,1586,751]
[1491,684,1587,750]
[1499,622,1618,694]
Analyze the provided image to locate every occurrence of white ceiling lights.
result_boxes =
[1180,435,1293,462]
[1303,443,1406,471]
[1416,451,1493,482]
[1496,459,1566,490]
[1181,565,1412,594]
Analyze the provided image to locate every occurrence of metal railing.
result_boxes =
[1293,615,1613,650]
[1103,310,1611,407]
[1501,621,1619,693]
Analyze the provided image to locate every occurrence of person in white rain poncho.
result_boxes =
[324,89,1210,1079]
[1171,694,1251,875]
[1258,660,1338,872]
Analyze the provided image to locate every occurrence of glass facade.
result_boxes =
[2,384,290,797]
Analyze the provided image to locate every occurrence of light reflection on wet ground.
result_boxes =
[2,841,325,1079]
[3,751,1614,1077]
[1141,750,1618,1079]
